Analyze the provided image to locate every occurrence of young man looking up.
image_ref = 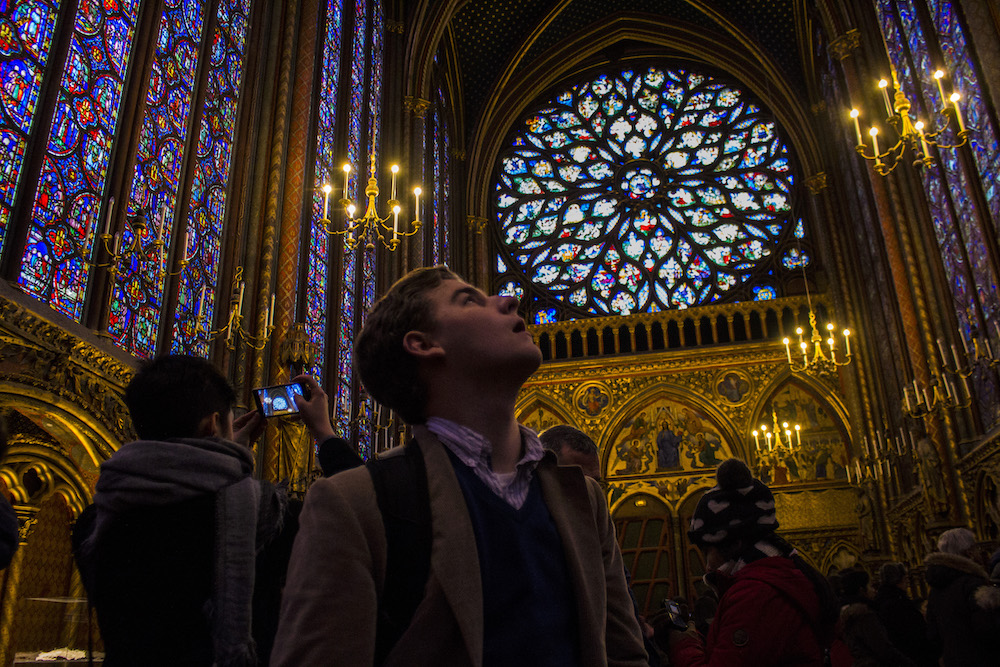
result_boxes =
[272,266,647,666]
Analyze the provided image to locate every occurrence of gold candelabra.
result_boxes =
[782,311,852,375]
[751,412,802,453]
[850,68,968,176]
[901,326,999,419]
[93,202,190,279]
[196,267,275,350]
[319,153,421,251]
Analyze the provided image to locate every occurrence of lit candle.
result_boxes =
[936,338,948,364]
[849,109,863,145]
[342,164,352,202]
[104,197,115,235]
[392,204,400,240]
[413,186,422,223]
[785,430,792,448]
[197,285,206,321]
[390,164,399,200]
[753,430,760,449]
[843,329,851,356]
[322,184,332,220]
[869,127,881,165]
[915,121,930,156]
[795,424,801,447]
[269,293,275,328]
[949,93,965,133]
[800,340,808,365]
[765,431,773,451]
[933,70,946,105]
[878,79,893,116]
[782,337,792,363]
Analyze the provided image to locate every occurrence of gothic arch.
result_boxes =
[466,13,822,218]
[514,389,576,436]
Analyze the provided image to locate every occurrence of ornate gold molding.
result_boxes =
[467,215,489,234]
[451,148,467,161]
[828,29,861,60]
[805,172,829,195]
[403,96,431,119]
[385,19,404,34]
[0,293,135,444]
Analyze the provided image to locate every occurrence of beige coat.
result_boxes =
[271,430,648,666]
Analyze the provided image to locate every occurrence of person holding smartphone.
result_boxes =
[654,459,839,666]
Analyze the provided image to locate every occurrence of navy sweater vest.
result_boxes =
[449,455,581,667]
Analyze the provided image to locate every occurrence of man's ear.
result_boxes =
[402,330,444,360]
[195,411,221,438]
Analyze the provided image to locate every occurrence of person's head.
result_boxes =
[125,355,236,440]
[937,527,979,560]
[540,425,601,480]
[840,568,873,599]
[356,266,541,424]
[879,561,907,590]
[688,458,778,571]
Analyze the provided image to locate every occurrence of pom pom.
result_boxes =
[716,458,753,490]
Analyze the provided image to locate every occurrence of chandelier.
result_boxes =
[781,246,852,375]
[319,153,421,251]
[849,68,967,176]
[751,412,801,453]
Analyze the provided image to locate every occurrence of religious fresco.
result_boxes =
[607,397,734,477]
[518,399,569,435]
[753,383,849,486]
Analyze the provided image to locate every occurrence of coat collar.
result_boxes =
[925,551,988,578]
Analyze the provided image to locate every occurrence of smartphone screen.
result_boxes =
[254,383,305,418]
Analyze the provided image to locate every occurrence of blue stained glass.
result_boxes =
[496,66,801,314]
[171,0,254,355]
[109,0,206,357]
[304,0,344,383]
[752,285,777,300]
[431,106,440,265]
[499,280,524,300]
[534,308,557,324]
[0,0,62,255]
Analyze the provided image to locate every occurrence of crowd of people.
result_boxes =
[12,264,997,665]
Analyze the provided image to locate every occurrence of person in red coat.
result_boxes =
[654,458,838,666]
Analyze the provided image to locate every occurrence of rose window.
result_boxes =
[494,66,809,321]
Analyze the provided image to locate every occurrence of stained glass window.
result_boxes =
[108,0,206,357]
[876,0,997,338]
[304,0,344,382]
[0,0,62,255]
[495,66,804,322]
[16,0,141,318]
[171,0,254,354]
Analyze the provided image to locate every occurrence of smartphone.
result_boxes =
[253,382,307,418]
[661,599,688,630]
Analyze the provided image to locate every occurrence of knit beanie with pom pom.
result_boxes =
[688,458,778,549]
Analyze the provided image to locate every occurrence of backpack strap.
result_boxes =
[367,440,432,665]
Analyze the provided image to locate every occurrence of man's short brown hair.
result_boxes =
[355,265,460,424]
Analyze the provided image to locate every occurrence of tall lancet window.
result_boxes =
[171,0,255,354]
[311,0,382,456]
[875,0,1000,341]
[429,84,451,266]
[15,0,141,318]
[0,0,61,256]
[9,0,256,359]
[494,66,809,325]
[304,0,345,382]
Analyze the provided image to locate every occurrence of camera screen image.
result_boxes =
[255,383,304,417]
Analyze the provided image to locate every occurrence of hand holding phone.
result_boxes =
[661,599,689,631]
[253,382,309,418]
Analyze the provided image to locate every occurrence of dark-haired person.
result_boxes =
[654,458,839,666]
[75,355,337,666]
[838,567,914,667]
[924,527,1000,666]
[272,266,647,666]
[874,562,934,667]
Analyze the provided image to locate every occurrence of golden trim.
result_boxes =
[828,29,861,60]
